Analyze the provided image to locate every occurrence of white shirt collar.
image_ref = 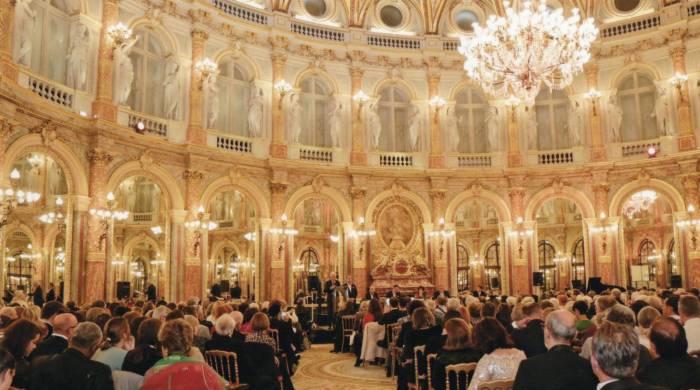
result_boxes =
[52,333,68,341]
[596,379,618,390]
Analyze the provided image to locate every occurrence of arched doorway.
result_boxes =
[4,231,35,293]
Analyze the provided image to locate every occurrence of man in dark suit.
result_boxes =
[45,283,56,302]
[146,283,156,301]
[30,321,113,390]
[324,272,340,327]
[379,298,405,325]
[40,301,66,337]
[638,317,700,390]
[30,313,77,361]
[32,282,44,307]
[345,275,358,300]
[230,281,242,300]
[210,282,222,300]
[386,285,402,299]
[591,322,665,390]
[513,310,597,390]
[512,302,547,357]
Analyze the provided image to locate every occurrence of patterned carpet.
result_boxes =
[293,344,395,390]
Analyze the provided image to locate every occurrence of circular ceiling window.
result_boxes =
[455,10,478,32]
[614,0,640,12]
[380,5,404,28]
[304,0,327,17]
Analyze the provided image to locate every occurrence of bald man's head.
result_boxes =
[545,309,577,346]
[52,313,78,337]
[650,317,687,358]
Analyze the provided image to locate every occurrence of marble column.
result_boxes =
[91,0,119,122]
[350,67,366,165]
[682,173,700,210]
[507,186,530,294]
[0,119,11,176]
[269,182,288,300]
[428,73,444,168]
[670,46,697,151]
[430,188,448,290]
[585,63,606,162]
[507,104,522,168]
[68,195,89,302]
[350,186,368,294]
[186,30,208,145]
[182,169,205,300]
[83,148,113,303]
[269,37,289,159]
[0,0,18,83]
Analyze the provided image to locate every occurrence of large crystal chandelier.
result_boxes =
[623,190,658,218]
[458,0,598,104]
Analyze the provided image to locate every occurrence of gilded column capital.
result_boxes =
[270,182,288,194]
[350,187,367,200]
[191,29,209,42]
[350,67,364,82]
[269,35,290,51]
[86,149,114,164]
[182,169,205,181]
[429,189,447,201]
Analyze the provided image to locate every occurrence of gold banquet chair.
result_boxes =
[477,379,514,390]
[341,315,356,352]
[425,353,437,390]
[407,345,428,390]
[205,350,241,386]
[445,362,477,390]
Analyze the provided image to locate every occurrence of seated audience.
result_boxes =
[142,319,225,390]
[511,302,546,357]
[92,317,133,371]
[590,322,664,390]
[2,319,40,389]
[432,318,482,390]
[205,313,242,353]
[0,348,15,390]
[636,306,661,350]
[240,312,283,389]
[122,318,162,376]
[29,312,77,360]
[397,307,442,389]
[638,317,700,390]
[513,310,596,390]
[30,322,114,390]
[679,294,700,353]
[469,317,525,390]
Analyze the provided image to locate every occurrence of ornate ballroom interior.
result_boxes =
[1,0,700,306]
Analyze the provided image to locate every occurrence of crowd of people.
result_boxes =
[331,286,700,390]
[0,289,308,390]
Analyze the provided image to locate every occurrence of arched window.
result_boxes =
[535,89,569,150]
[116,177,163,224]
[637,238,656,264]
[378,84,412,152]
[214,58,251,136]
[5,231,35,290]
[209,190,255,229]
[538,240,556,290]
[296,247,320,293]
[454,87,488,153]
[667,238,676,283]
[571,238,586,283]
[12,153,68,197]
[457,244,469,292]
[484,241,500,289]
[127,29,169,117]
[23,0,81,87]
[299,77,331,147]
[130,258,147,294]
[618,71,657,142]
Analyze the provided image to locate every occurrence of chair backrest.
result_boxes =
[341,315,356,333]
[445,362,477,390]
[390,323,402,346]
[426,353,438,390]
[413,345,427,385]
[477,379,514,390]
[204,350,240,385]
[267,328,280,351]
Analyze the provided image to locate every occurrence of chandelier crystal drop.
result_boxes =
[458,0,598,104]
[623,190,658,218]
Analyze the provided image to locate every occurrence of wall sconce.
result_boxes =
[353,90,370,120]
[509,218,533,259]
[669,72,689,104]
[244,232,257,241]
[89,191,128,250]
[106,22,133,48]
[585,88,602,116]
[274,80,293,109]
[269,214,298,260]
[185,206,217,256]
[429,217,454,262]
[38,197,65,225]
[676,205,700,251]
[111,254,125,266]
[150,225,163,235]
[195,58,218,88]
[429,96,446,124]
[591,213,618,255]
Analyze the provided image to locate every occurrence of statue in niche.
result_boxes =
[607,95,622,143]
[523,106,538,150]
[568,100,584,146]
[287,92,302,144]
[407,105,421,152]
[654,84,673,136]
[328,96,343,147]
[66,22,89,90]
[113,35,139,105]
[14,0,36,67]
[247,84,264,137]
[443,106,459,152]
[162,58,180,120]
[204,73,219,129]
[366,103,382,149]
[485,106,500,150]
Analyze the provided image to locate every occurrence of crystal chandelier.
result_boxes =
[458,0,598,104]
[623,190,658,218]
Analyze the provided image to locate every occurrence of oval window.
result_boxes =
[380,5,403,28]
[304,0,327,17]
[455,10,478,32]
[614,0,640,12]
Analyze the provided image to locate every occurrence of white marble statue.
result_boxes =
[523,106,538,150]
[204,73,219,129]
[408,105,421,152]
[328,96,343,147]
[113,36,139,105]
[247,84,264,137]
[485,106,500,150]
[568,100,584,146]
[14,0,36,67]
[443,107,460,152]
[66,22,89,90]
[366,103,382,149]
[654,84,673,136]
[287,92,302,143]
[163,58,180,120]
[607,95,623,143]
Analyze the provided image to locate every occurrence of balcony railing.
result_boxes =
[211,0,268,25]
[367,35,421,50]
[621,140,660,157]
[291,22,345,42]
[299,146,333,163]
[215,133,254,154]
[379,153,414,167]
[601,13,661,38]
[131,212,154,224]
[127,113,168,138]
[538,151,574,165]
[27,76,74,109]
[457,154,492,168]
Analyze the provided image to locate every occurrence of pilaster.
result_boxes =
[427,72,444,168]
[182,169,205,300]
[507,105,522,168]
[269,181,288,300]
[269,37,289,158]
[91,0,119,121]
[350,67,367,165]
[585,63,606,161]
[0,0,18,83]
[670,46,696,151]
[186,29,209,145]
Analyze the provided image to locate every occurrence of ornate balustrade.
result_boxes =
[211,0,268,25]
[291,22,345,42]
[456,154,493,168]
[537,150,575,165]
[377,152,415,167]
[600,12,661,38]
[621,140,661,158]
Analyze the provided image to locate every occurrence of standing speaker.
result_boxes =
[533,272,544,287]
[671,275,682,288]
[490,277,500,289]
[116,281,131,300]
